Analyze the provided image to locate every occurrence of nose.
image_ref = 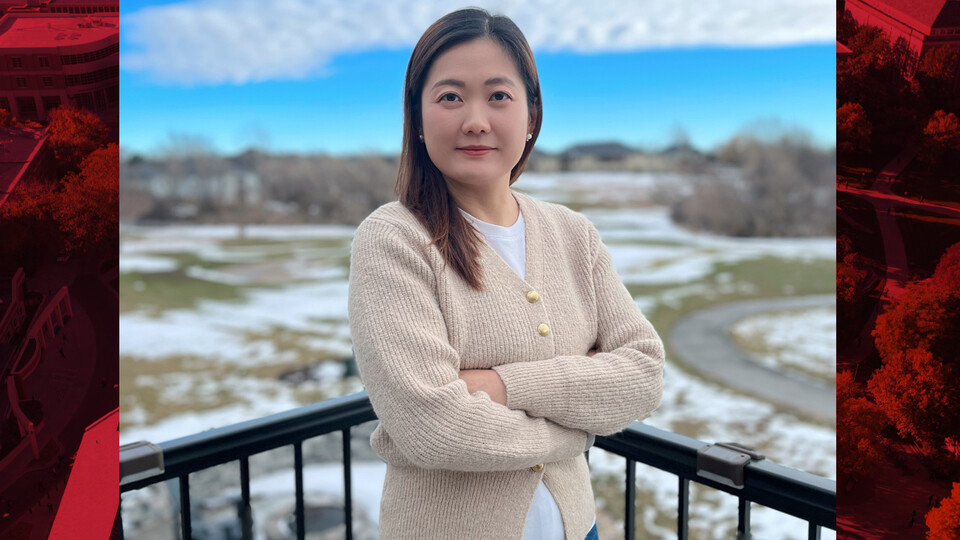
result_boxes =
[462,101,490,136]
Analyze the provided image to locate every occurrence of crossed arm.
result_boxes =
[457,347,597,409]
[349,216,663,472]
[458,348,600,451]
[468,220,665,438]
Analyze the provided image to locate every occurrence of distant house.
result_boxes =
[526,141,703,172]
[845,0,960,85]
[561,142,635,171]
[525,148,562,172]
[122,160,264,218]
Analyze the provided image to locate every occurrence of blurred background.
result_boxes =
[118,1,836,538]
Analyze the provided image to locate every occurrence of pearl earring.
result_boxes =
[419,134,424,142]
[526,133,532,141]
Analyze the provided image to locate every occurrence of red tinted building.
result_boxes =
[0,6,117,131]
[0,1,118,15]
[845,0,960,85]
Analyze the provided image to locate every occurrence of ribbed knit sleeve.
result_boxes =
[348,217,590,472]
[491,220,665,436]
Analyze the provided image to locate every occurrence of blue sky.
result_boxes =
[120,0,836,157]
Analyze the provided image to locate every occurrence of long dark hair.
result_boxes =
[397,8,542,291]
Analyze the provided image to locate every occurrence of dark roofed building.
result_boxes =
[856,0,960,29]
[845,0,960,84]
[562,141,639,160]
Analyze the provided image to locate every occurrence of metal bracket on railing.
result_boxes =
[696,442,765,489]
[120,441,165,486]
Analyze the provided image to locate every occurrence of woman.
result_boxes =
[347,8,664,539]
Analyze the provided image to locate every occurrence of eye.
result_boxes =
[437,91,512,103]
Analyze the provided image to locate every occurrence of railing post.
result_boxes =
[179,475,191,540]
[240,457,253,540]
[678,477,689,540]
[738,497,751,539]
[342,427,353,540]
[808,522,821,540]
[294,441,305,540]
[625,459,635,540]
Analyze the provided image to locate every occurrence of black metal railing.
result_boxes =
[119,391,836,539]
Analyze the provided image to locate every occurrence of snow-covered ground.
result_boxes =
[120,171,835,539]
[730,307,836,381]
[120,279,352,365]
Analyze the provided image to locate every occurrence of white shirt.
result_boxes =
[458,205,597,540]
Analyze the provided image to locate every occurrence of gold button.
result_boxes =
[526,290,539,303]
[530,463,544,472]
[537,323,550,337]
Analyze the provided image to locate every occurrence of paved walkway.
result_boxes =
[836,142,960,372]
[837,441,951,539]
[669,294,836,424]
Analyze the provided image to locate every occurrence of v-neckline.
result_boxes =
[472,189,542,292]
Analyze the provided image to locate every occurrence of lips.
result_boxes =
[458,147,494,156]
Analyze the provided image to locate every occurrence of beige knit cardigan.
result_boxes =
[347,189,664,539]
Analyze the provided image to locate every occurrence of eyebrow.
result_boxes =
[431,77,517,90]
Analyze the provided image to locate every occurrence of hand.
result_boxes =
[458,369,508,406]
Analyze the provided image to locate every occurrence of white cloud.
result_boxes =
[122,0,835,85]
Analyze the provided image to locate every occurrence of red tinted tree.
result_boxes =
[916,46,960,108]
[46,102,111,177]
[873,271,960,361]
[840,25,897,101]
[837,9,859,44]
[0,181,64,273]
[53,143,119,254]
[837,370,886,491]
[869,251,960,451]
[847,25,894,74]
[925,482,960,539]
[918,46,959,82]
[918,110,960,169]
[890,37,913,78]
[868,348,960,452]
[931,242,960,288]
[837,102,872,156]
[837,234,868,320]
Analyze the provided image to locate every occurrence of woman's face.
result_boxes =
[420,38,535,192]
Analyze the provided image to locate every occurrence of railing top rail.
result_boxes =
[120,392,835,529]
[120,392,376,491]
[605,421,836,528]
